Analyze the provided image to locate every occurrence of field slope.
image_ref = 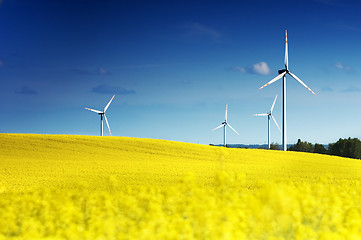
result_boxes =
[1,134,361,239]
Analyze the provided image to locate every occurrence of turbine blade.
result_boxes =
[288,72,316,95]
[104,95,115,112]
[259,72,286,90]
[285,30,288,70]
[85,107,102,114]
[271,115,281,133]
[253,113,268,116]
[270,94,278,113]
[104,114,112,136]
[227,124,240,135]
[225,104,228,122]
[212,124,224,132]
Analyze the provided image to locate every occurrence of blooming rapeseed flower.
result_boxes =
[1,134,361,239]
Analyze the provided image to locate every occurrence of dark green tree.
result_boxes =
[270,142,280,150]
[328,138,361,159]
[288,139,314,153]
[313,143,327,154]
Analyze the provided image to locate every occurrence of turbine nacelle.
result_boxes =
[278,69,288,75]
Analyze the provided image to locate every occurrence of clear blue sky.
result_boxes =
[0,0,360,145]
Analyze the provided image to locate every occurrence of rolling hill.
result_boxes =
[1,133,360,190]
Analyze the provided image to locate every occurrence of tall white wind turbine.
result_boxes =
[259,30,316,151]
[212,104,239,147]
[85,95,115,136]
[253,95,281,149]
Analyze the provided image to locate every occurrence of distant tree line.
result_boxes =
[211,138,361,160]
[287,138,361,160]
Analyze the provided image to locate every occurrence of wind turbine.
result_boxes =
[212,104,239,147]
[253,95,281,149]
[85,95,115,136]
[259,30,315,151]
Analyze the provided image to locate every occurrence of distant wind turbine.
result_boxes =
[259,30,316,151]
[212,104,239,147]
[253,95,281,149]
[85,95,115,136]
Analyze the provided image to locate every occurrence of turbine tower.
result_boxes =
[212,104,239,147]
[253,95,281,149]
[85,95,115,136]
[259,30,315,151]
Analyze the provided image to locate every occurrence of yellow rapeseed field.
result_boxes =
[1,133,361,239]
